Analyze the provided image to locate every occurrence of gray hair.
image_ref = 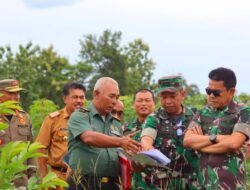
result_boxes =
[94,77,119,92]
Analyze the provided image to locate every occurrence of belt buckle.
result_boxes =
[101,177,109,183]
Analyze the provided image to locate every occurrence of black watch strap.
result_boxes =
[209,134,217,144]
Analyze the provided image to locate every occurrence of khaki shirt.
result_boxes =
[0,110,33,145]
[0,110,35,188]
[36,108,70,168]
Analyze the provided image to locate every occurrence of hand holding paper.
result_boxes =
[118,148,171,169]
[139,149,171,165]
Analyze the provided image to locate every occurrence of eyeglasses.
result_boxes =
[205,88,224,97]
[111,110,123,116]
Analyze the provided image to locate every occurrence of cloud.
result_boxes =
[22,0,80,9]
[0,0,250,93]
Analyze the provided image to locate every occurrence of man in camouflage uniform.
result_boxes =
[123,89,155,189]
[140,75,199,190]
[184,67,250,190]
[0,79,36,188]
[36,82,86,189]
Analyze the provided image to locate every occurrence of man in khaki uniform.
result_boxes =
[36,82,86,189]
[0,79,36,188]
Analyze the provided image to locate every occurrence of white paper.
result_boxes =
[139,149,171,165]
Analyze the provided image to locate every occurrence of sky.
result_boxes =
[0,0,250,94]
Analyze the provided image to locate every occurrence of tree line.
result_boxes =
[0,29,249,111]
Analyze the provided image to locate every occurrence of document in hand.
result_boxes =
[139,149,171,165]
[118,149,171,170]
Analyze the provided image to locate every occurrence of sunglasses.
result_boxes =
[111,110,123,116]
[205,88,224,97]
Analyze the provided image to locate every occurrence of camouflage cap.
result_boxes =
[158,75,184,94]
[0,79,24,92]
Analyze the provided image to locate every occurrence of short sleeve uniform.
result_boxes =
[36,108,69,168]
[189,101,250,189]
[68,103,122,177]
[141,107,199,190]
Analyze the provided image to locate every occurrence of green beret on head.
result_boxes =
[0,79,24,92]
[158,75,184,94]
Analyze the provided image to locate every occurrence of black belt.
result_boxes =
[51,166,67,173]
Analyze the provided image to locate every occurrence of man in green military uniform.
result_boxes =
[184,67,250,189]
[0,79,36,188]
[66,77,141,190]
[123,89,155,189]
[140,75,199,190]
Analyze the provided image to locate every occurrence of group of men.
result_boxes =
[0,67,249,190]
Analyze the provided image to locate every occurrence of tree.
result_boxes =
[0,42,93,109]
[237,93,250,106]
[78,30,155,97]
[182,77,200,97]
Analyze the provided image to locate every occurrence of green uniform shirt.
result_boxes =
[68,103,122,177]
[189,101,250,190]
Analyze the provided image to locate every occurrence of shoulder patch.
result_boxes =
[49,111,60,118]
[79,107,90,113]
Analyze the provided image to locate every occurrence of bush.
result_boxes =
[29,99,58,137]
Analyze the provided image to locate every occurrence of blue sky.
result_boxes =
[1,0,249,94]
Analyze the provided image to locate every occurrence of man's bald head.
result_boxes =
[93,77,120,115]
[94,77,118,94]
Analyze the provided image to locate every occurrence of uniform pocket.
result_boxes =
[17,127,30,136]
[55,128,68,142]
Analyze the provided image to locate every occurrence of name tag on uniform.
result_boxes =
[59,128,68,131]
[18,125,29,128]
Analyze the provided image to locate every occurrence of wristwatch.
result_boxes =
[209,134,217,144]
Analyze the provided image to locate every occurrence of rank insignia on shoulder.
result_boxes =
[79,107,89,113]
[49,111,60,118]
[17,113,26,125]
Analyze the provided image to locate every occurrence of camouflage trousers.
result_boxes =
[132,172,199,190]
